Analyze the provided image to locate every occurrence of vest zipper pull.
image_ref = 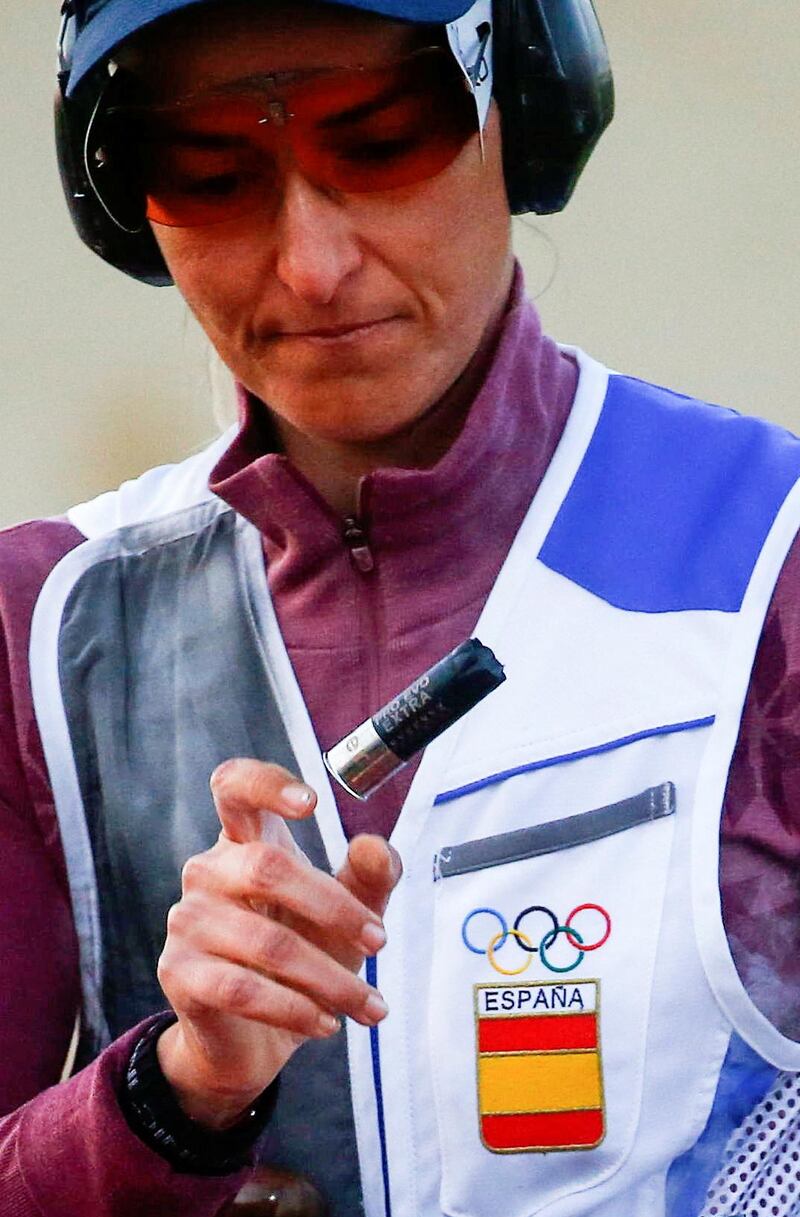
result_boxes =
[343,516,374,573]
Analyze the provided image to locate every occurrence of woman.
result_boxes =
[0,1,798,1214]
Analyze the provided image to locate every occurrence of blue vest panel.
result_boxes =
[539,374,800,612]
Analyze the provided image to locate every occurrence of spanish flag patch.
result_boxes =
[475,980,605,1154]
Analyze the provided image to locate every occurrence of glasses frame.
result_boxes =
[85,44,481,234]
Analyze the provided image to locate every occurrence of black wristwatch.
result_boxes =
[119,1012,280,1176]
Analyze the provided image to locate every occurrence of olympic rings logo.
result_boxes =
[461,903,612,976]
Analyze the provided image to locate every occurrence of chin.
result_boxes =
[301,412,421,447]
[263,382,430,445]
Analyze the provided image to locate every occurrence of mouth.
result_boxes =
[272,317,402,344]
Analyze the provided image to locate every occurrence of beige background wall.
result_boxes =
[1,0,797,528]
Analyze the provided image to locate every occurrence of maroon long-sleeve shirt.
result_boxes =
[0,277,798,1212]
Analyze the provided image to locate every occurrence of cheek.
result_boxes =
[388,123,511,348]
[151,225,263,343]
[379,113,510,304]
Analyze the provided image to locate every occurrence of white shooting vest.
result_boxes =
[30,352,800,1217]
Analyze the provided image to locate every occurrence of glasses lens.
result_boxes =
[292,48,477,195]
[124,47,477,228]
[126,98,278,228]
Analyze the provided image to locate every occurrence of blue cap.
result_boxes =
[67,0,476,95]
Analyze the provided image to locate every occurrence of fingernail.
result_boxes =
[387,843,403,881]
[209,759,236,790]
[318,1013,341,1036]
[360,922,387,954]
[280,783,315,812]
[364,993,389,1022]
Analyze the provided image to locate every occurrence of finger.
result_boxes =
[210,758,316,845]
[160,946,341,1040]
[168,897,388,1026]
[336,835,403,919]
[181,840,387,955]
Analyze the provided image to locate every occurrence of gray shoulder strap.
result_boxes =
[56,502,363,1214]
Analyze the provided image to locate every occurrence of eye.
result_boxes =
[321,106,423,168]
[143,141,264,200]
[336,134,418,165]
[179,170,246,198]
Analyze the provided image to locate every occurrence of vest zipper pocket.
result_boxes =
[433,782,675,881]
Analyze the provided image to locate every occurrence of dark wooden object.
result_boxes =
[221,1166,327,1216]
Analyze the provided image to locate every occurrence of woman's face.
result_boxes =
[142,2,514,445]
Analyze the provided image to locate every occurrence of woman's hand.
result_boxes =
[155,758,401,1129]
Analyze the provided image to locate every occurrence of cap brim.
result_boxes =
[68,0,476,96]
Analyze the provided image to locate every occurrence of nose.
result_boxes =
[273,172,362,306]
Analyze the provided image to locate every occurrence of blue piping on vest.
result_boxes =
[366,954,392,1217]
[433,716,715,805]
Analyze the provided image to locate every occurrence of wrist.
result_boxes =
[119,1013,280,1175]
[157,1022,268,1129]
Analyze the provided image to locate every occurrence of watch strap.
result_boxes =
[119,1012,280,1176]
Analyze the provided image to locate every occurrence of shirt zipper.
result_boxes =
[342,479,375,573]
[342,514,374,573]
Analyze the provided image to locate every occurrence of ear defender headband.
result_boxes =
[55,0,614,286]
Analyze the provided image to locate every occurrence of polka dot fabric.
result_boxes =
[698,1072,800,1216]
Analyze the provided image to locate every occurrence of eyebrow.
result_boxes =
[128,71,409,146]
[317,82,406,131]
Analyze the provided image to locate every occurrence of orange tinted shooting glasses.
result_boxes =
[96,47,479,229]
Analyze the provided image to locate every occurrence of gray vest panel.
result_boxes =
[58,503,364,1213]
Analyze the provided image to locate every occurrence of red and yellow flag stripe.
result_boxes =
[475,981,605,1153]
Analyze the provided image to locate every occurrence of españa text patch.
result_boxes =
[474,980,605,1154]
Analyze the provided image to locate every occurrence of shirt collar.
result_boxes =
[209,263,574,562]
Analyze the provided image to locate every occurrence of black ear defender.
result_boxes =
[54,0,614,286]
[492,0,614,215]
[55,3,172,285]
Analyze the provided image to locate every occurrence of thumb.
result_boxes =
[209,758,316,847]
[336,834,403,918]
